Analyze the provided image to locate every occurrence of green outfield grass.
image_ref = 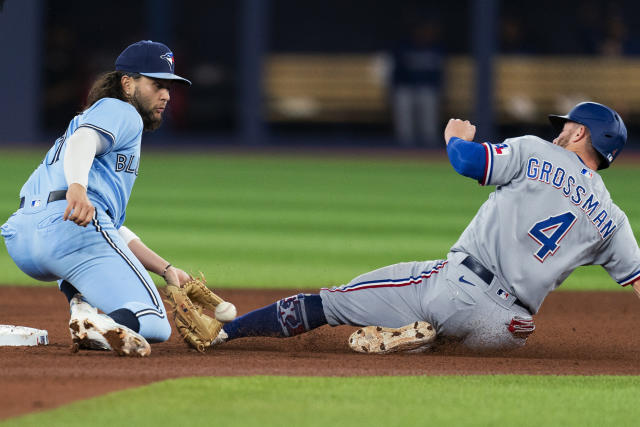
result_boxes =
[2,149,640,426]
[0,148,638,290]
[4,375,640,426]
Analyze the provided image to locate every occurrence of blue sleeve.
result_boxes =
[446,137,490,183]
[77,98,143,154]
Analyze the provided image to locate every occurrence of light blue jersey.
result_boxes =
[20,98,142,228]
[2,97,169,343]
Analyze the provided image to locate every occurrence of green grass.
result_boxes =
[1,148,639,290]
[2,151,640,426]
[4,375,640,426]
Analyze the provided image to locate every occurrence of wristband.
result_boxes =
[161,263,172,278]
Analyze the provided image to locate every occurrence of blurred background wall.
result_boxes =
[1,0,640,148]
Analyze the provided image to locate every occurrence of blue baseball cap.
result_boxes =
[115,40,191,86]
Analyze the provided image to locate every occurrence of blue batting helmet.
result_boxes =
[549,102,627,169]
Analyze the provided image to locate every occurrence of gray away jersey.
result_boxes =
[450,135,640,313]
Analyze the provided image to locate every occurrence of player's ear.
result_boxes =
[580,125,589,138]
[121,75,134,97]
[572,124,588,143]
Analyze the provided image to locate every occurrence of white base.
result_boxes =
[0,325,49,346]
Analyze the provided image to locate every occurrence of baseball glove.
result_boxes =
[163,274,226,352]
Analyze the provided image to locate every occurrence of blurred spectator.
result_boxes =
[43,24,84,128]
[597,8,640,56]
[500,16,534,54]
[389,20,444,147]
[599,12,627,56]
[575,1,602,54]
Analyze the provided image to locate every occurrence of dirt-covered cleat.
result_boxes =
[348,321,436,354]
[210,328,229,348]
[69,295,151,357]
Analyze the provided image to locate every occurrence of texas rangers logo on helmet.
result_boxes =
[160,52,175,71]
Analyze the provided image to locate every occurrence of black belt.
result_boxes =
[19,190,67,209]
[461,255,529,312]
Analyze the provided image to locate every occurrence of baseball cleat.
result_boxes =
[210,328,229,347]
[69,295,151,357]
[348,321,436,354]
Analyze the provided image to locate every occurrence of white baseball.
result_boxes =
[215,302,237,323]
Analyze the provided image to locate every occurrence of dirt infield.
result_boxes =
[1,286,640,420]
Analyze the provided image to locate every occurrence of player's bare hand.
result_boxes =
[444,118,477,144]
[632,280,640,300]
[63,183,95,227]
[164,266,193,287]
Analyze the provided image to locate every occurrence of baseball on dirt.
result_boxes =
[215,302,237,323]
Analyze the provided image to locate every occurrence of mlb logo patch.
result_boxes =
[580,168,593,178]
[493,143,510,155]
[31,200,41,207]
[496,289,509,300]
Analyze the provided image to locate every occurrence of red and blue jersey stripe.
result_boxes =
[480,142,494,186]
[619,269,640,287]
[321,261,447,293]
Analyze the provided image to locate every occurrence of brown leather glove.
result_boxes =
[163,275,226,352]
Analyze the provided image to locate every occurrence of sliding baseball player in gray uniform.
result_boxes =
[211,102,640,353]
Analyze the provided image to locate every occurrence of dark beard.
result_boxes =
[130,91,163,132]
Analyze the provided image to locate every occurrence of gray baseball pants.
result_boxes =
[319,251,532,350]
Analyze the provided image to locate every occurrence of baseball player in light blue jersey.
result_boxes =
[1,40,192,356]
[206,102,640,354]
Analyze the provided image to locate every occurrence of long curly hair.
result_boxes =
[83,71,140,110]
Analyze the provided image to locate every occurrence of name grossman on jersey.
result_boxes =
[526,157,617,240]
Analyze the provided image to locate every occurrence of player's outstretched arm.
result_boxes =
[117,225,191,286]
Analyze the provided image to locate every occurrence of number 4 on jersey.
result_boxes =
[528,212,577,262]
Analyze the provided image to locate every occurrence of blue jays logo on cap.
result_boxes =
[115,40,191,86]
[160,52,175,71]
